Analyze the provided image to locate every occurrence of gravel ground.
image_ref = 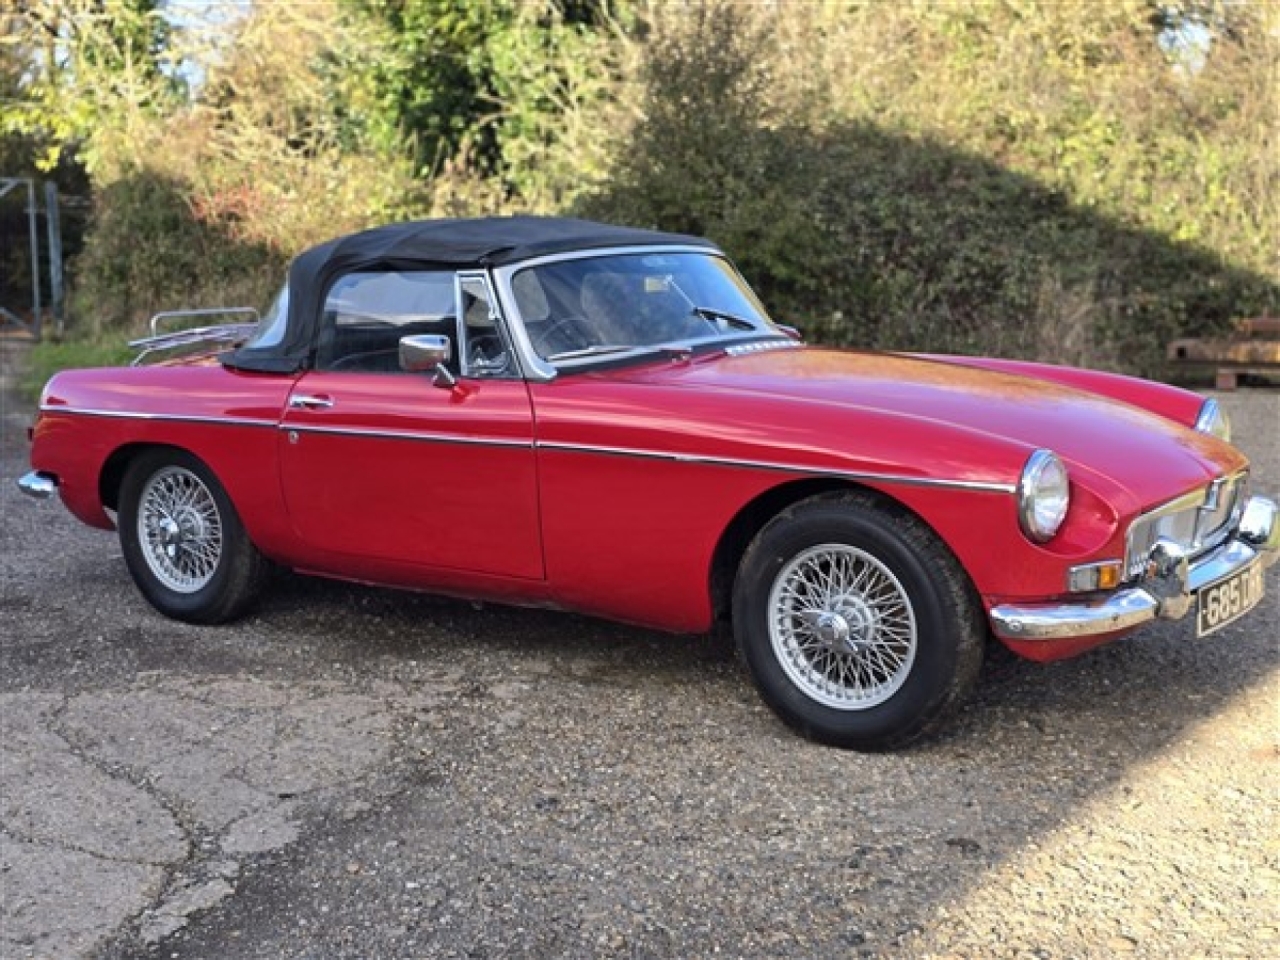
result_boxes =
[1,338,1276,959]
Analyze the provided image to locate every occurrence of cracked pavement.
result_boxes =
[2,672,421,952]
[1,338,1277,958]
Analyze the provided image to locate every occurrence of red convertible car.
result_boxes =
[19,217,1278,749]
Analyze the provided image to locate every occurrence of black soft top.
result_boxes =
[225,216,716,373]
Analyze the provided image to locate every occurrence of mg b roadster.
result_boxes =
[20,217,1278,749]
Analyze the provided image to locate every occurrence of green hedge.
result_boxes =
[580,2,1278,376]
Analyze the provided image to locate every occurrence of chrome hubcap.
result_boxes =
[814,610,853,650]
[806,593,880,655]
[768,544,917,710]
[137,466,222,593]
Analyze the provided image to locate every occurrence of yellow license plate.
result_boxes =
[1196,561,1266,637]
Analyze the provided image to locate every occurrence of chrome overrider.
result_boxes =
[17,470,58,500]
[991,495,1279,640]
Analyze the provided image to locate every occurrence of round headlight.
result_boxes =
[1194,398,1231,442]
[1018,449,1070,543]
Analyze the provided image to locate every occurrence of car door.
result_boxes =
[278,269,543,580]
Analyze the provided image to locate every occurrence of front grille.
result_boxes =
[1124,472,1248,580]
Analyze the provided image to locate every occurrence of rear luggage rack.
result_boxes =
[130,308,260,366]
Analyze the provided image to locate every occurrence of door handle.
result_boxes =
[289,394,335,410]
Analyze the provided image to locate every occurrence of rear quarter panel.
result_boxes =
[33,365,300,557]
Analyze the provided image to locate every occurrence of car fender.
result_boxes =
[32,366,301,558]
[530,379,1119,632]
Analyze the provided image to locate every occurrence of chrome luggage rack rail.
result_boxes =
[130,308,260,366]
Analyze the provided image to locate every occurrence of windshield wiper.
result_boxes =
[547,344,637,362]
[692,306,758,331]
[548,343,694,363]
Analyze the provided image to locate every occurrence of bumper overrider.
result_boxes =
[991,496,1279,640]
[18,470,58,499]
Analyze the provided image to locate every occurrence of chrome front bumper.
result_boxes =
[991,495,1279,641]
[17,470,58,500]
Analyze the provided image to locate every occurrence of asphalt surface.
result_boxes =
[1,338,1277,959]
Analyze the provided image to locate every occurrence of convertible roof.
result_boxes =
[225,216,717,373]
[306,216,715,268]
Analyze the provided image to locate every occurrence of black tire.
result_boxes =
[732,491,984,750]
[117,449,268,624]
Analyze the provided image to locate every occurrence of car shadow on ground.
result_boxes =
[250,562,1277,796]
[115,561,1272,957]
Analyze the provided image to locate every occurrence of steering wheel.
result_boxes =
[530,315,592,356]
[468,335,511,375]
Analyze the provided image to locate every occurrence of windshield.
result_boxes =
[243,283,290,349]
[511,252,777,364]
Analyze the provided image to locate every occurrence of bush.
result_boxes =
[20,337,135,402]
[60,0,422,336]
[23,0,1276,377]
[580,1,1278,376]
[71,170,286,336]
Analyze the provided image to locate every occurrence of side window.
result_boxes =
[244,283,290,349]
[315,271,457,373]
[458,274,516,378]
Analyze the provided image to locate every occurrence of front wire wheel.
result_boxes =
[769,544,917,711]
[734,492,984,750]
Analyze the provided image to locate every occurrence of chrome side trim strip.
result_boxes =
[37,404,1017,492]
[284,423,532,449]
[535,440,1017,493]
[39,405,278,428]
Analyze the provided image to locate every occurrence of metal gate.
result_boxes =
[1,177,65,339]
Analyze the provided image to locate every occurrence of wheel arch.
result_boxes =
[100,442,199,512]
[709,477,943,627]
[112,443,271,623]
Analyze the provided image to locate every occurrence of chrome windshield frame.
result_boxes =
[488,245,785,383]
[456,269,524,380]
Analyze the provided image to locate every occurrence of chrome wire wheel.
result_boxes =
[136,465,223,594]
[767,543,917,710]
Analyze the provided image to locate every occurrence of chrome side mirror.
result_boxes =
[399,334,457,388]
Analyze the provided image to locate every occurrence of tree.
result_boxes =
[334,0,626,207]
[1,0,178,171]
[580,0,1278,374]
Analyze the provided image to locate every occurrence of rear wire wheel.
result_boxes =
[733,492,984,750]
[118,449,268,624]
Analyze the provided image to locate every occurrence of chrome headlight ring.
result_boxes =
[1018,449,1071,544]
[1194,398,1231,442]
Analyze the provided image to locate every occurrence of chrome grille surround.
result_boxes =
[1124,471,1249,580]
